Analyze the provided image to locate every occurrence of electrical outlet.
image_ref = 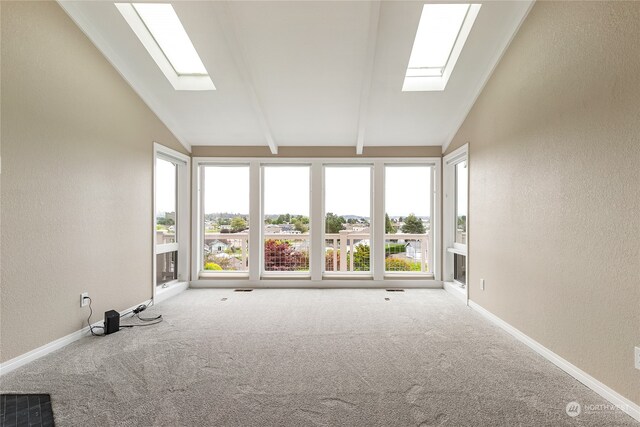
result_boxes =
[480,279,485,291]
[80,292,89,307]
[635,346,640,370]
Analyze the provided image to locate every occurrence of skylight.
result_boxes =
[132,4,206,76]
[403,3,481,92]
[116,3,215,91]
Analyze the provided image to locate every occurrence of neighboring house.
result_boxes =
[354,239,370,248]
[264,224,282,234]
[209,240,229,253]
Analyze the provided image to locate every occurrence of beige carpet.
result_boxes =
[0,289,636,426]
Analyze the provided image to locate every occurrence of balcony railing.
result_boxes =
[204,232,249,271]
[201,231,430,273]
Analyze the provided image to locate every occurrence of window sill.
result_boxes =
[199,272,249,280]
[322,273,373,280]
[384,273,434,280]
[446,247,467,256]
[261,273,311,280]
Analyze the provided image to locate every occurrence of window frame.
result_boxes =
[443,144,468,289]
[153,143,190,299]
[261,163,312,278]
[198,163,252,278]
[383,163,436,277]
[322,164,374,277]
[192,157,441,286]
[115,3,215,91]
[402,3,482,92]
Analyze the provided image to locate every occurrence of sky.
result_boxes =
[157,164,437,219]
[456,161,468,216]
[325,166,370,217]
[155,158,177,216]
[204,165,250,214]
[263,166,310,215]
[385,166,431,217]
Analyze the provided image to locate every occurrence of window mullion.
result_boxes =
[372,161,385,281]
[249,161,261,281]
[310,161,323,281]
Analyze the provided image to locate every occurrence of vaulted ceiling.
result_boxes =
[59,1,533,153]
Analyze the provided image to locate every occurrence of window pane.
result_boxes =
[203,166,249,272]
[384,166,431,273]
[263,166,310,272]
[156,251,177,285]
[155,158,177,244]
[324,166,371,272]
[454,253,466,285]
[455,161,468,245]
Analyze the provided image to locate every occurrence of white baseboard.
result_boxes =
[468,300,640,423]
[0,289,181,376]
[443,281,467,303]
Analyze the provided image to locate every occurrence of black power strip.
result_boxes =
[104,310,120,334]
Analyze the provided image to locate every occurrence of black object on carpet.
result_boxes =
[0,394,55,427]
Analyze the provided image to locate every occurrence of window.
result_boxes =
[384,165,432,274]
[262,165,310,273]
[455,160,468,245]
[154,144,189,294]
[155,157,178,286]
[156,251,177,286]
[324,166,372,273]
[454,253,466,285]
[193,158,441,284]
[403,3,481,91]
[155,158,177,244]
[443,144,468,287]
[202,165,250,273]
[115,3,215,90]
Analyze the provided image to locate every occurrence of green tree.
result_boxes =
[457,215,466,231]
[275,214,291,224]
[230,216,247,232]
[385,213,396,234]
[156,217,175,226]
[401,213,426,234]
[325,212,346,234]
[353,244,370,271]
[294,215,309,224]
[293,219,308,233]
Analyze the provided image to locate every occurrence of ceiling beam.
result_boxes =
[215,2,278,154]
[355,1,381,155]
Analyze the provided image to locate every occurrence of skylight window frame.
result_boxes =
[115,3,215,91]
[402,3,482,92]
[131,4,208,78]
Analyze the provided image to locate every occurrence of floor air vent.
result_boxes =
[1,394,55,427]
[234,289,253,292]
[386,289,405,292]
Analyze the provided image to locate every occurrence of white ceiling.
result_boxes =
[59,1,533,153]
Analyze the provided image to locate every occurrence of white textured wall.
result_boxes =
[1,1,187,362]
[447,1,640,405]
